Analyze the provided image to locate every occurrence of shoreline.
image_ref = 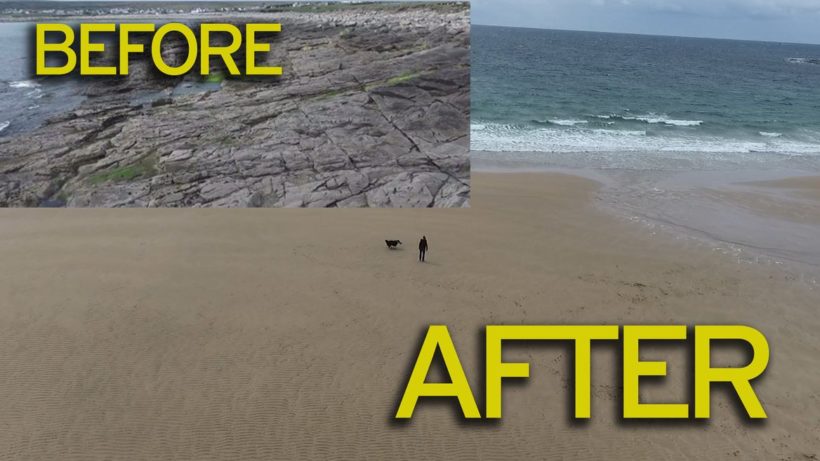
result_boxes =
[1,172,818,458]
[0,3,470,23]
[474,155,820,282]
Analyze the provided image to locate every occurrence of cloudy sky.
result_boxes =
[471,0,820,44]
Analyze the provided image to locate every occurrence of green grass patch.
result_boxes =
[55,190,69,203]
[310,88,347,102]
[385,72,422,86]
[89,158,157,185]
[364,71,426,91]
[202,71,225,84]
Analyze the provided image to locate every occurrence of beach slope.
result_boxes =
[0,173,818,459]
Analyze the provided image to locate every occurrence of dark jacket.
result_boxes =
[418,238,428,251]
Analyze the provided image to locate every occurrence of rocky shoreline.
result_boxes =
[0,3,470,207]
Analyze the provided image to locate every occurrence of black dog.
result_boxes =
[385,240,402,249]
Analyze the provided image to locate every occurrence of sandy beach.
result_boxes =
[1,172,819,459]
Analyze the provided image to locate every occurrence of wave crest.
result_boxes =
[548,119,588,126]
[786,57,820,65]
[471,122,820,156]
[620,114,703,126]
[9,80,39,89]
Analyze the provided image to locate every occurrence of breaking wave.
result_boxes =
[471,122,820,156]
[785,57,820,65]
[546,119,588,126]
[596,113,703,127]
[8,80,39,89]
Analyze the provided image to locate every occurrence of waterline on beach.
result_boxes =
[473,155,820,282]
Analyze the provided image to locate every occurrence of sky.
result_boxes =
[471,0,820,45]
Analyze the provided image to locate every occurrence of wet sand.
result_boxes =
[476,153,820,273]
[742,175,820,202]
[0,173,819,459]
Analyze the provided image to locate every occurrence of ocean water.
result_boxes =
[0,23,84,137]
[0,21,223,138]
[472,26,820,170]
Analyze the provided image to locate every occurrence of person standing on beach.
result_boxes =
[418,236,428,262]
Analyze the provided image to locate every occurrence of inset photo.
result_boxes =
[0,2,470,207]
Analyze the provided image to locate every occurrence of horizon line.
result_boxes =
[471,22,820,47]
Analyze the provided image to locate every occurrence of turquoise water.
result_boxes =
[472,26,820,169]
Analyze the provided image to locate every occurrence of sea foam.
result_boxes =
[786,57,820,65]
[9,80,39,89]
[591,113,703,126]
[622,114,703,126]
[547,119,588,126]
[471,122,820,156]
